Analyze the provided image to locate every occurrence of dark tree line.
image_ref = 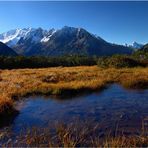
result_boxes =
[0,56,97,69]
[0,49,148,69]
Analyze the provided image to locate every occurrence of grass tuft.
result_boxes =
[1,122,148,147]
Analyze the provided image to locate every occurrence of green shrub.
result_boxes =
[97,55,143,68]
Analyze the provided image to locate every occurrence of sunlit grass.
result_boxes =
[0,66,148,119]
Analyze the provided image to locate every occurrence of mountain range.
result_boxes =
[0,26,133,56]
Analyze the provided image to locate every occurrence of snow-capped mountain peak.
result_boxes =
[127,41,144,49]
[0,28,57,46]
[132,41,143,49]
[0,28,36,46]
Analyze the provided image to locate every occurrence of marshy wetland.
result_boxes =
[0,66,148,146]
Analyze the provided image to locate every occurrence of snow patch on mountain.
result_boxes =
[41,29,56,42]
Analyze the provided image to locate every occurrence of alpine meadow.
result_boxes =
[0,1,148,147]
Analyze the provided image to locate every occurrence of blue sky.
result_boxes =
[0,1,148,45]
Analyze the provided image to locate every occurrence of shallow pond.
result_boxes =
[1,84,148,136]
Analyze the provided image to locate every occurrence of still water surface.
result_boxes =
[0,84,148,136]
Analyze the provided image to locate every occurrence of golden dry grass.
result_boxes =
[0,66,148,116]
